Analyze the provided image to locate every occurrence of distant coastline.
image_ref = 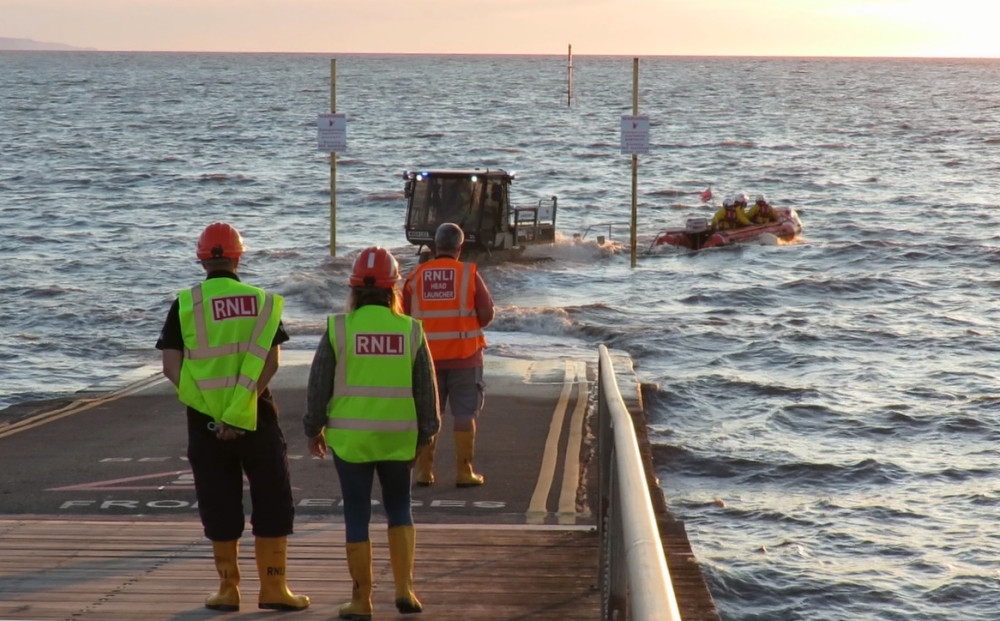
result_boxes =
[0,37,96,51]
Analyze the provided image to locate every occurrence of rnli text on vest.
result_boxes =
[420,268,457,301]
[212,295,259,321]
[355,333,405,356]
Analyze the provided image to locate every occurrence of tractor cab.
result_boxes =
[403,169,557,262]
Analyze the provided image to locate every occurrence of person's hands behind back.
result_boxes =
[215,422,245,441]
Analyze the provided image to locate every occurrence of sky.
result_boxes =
[4,0,1000,58]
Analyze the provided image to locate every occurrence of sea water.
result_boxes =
[3,52,1000,620]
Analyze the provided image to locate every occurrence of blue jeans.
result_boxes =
[332,453,413,543]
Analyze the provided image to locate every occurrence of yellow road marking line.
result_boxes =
[526,359,575,524]
[0,375,165,440]
[558,361,589,524]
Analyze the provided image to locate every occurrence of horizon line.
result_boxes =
[4,49,1000,61]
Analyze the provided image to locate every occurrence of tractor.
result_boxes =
[403,169,557,263]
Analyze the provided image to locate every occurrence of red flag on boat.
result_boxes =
[700,188,712,203]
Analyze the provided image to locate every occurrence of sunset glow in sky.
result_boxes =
[4,0,1000,57]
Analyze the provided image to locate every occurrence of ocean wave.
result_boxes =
[648,188,698,197]
[197,173,256,183]
[282,318,330,338]
[21,284,87,298]
[490,306,574,335]
[258,249,302,259]
[467,146,521,154]
[273,269,349,314]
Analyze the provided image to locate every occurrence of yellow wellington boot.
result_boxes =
[454,430,485,487]
[414,436,436,486]
[388,525,423,614]
[255,536,310,611]
[339,540,373,621]
[205,539,240,611]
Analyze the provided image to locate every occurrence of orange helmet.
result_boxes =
[197,222,245,260]
[350,247,400,289]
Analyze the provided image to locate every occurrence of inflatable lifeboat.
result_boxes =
[653,207,802,250]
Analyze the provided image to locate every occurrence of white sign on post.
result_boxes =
[317,113,347,152]
[620,115,650,155]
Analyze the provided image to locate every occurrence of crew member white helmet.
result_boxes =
[723,198,733,208]
[733,192,749,204]
[755,194,768,204]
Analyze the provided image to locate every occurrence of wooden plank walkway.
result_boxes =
[0,520,599,620]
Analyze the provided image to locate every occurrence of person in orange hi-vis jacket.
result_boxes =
[402,222,495,487]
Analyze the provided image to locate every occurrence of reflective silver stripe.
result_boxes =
[458,261,472,311]
[425,329,484,341]
[334,314,349,394]
[337,386,414,398]
[410,325,421,362]
[333,314,415,399]
[185,341,271,360]
[249,294,275,345]
[186,285,208,359]
[415,309,465,319]
[409,274,423,316]
[197,375,257,392]
[326,418,419,432]
[409,276,422,315]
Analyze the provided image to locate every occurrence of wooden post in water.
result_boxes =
[330,59,337,256]
[630,58,638,268]
[567,44,574,107]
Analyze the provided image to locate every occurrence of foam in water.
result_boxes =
[491,305,574,336]
[521,232,627,262]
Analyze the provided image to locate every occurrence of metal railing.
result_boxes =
[576,221,632,242]
[513,197,558,244]
[597,344,681,621]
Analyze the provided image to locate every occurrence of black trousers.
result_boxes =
[187,408,295,542]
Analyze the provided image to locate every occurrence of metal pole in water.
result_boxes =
[330,58,338,256]
[567,44,573,107]
[630,58,638,268]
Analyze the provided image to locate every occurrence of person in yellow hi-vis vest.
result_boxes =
[156,222,308,612]
[710,196,752,230]
[402,223,495,488]
[746,194,780,224]
[303,246,440,620]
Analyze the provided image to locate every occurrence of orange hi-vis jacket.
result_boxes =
[404,257,486,361]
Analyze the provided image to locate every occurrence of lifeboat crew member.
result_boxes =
[156,222,308,612]
[747,194,779,224]
[710,196,752,230]
[403,222,495,488]
[303,246,440,619]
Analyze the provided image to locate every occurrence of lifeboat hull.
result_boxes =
[655,208,802,250]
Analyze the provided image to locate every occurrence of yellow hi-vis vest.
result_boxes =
[325,306,423,463]
[404,257,486,361]
[176,278,283,431]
